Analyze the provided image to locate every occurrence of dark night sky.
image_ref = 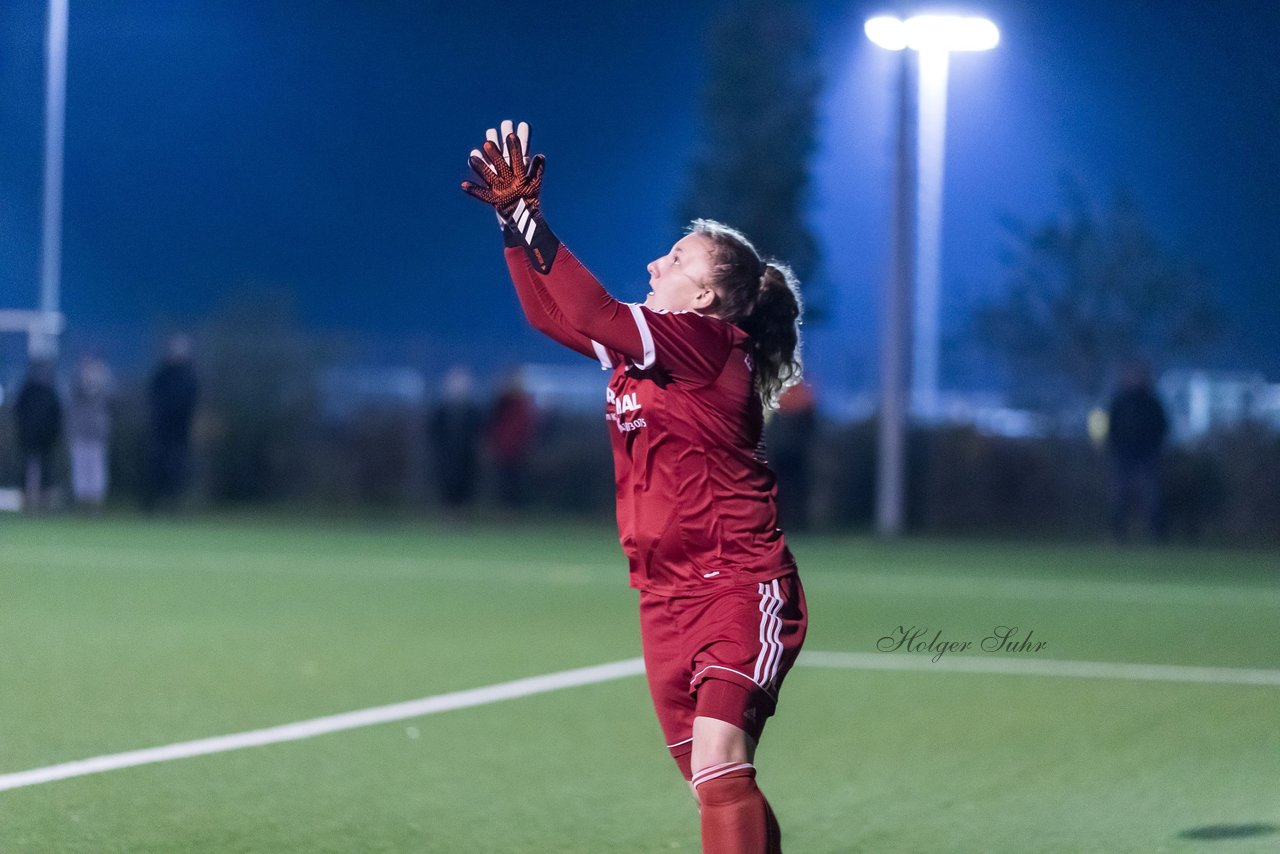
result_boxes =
[1,0,1277,396]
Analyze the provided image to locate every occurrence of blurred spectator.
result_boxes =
[15,359,63,512]
[67,356,113,513]
[429,366,482,514]
[1106,361,1169,542]
[486,372,537,508]
[143,335,200,511]
[767,380,817,531]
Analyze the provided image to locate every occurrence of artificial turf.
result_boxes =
[2,515,1277,852]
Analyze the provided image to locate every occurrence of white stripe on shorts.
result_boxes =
[689,664,771,694]
[753,580,784,690]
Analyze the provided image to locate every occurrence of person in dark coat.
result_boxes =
[143,335,199,510]
[1106,361,1169,542]
[15,359,63,512]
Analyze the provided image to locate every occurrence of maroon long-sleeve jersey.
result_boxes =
[504,243,796,595]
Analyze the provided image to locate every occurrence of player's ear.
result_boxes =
[693,286,719,312]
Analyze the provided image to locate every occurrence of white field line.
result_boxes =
[800,651,1280,686]
[3,652,1278,794]
[0,658,645,794]
[839,572,1280,609]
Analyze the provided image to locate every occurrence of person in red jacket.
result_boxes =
[464,121,807,854]
[485,371,537,508]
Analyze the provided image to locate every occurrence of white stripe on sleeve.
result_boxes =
[512,199,536,243]
[591,341,613,370]
[626,303,656,369]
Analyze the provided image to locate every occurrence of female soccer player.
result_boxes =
[463,121,807,854]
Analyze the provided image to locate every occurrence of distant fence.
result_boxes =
[1,382,1277,545]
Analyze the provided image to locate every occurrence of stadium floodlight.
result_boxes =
[864,14,1000,53]
[867,13,999,423]
[866,11,999,536]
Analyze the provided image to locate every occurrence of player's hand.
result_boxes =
[485,119,529,171]
[461,119,546,219]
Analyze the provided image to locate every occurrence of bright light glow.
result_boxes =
[865,16,908,51]
[865,14,999,53]
[907,15,999,51]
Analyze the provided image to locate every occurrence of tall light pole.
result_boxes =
[37,0,70,358]
[866,13,998,535]
[873,47,915,538]
[867,14,999,420]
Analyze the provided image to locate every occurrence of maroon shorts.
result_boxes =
[639,574,807,779]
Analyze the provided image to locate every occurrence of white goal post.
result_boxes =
[0,309,64,357]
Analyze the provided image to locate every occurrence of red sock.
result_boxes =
[693,763,782,854]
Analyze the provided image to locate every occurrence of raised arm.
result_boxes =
[521,229,647,366]
[462,120,646,366]
[501,225,598,361]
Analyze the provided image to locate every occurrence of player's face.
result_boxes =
[644,234,718,313]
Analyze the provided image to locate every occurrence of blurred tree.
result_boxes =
[198,288,332,502]
[678,0,824,317]
[977,182,1222,411]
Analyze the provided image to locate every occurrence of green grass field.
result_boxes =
[2,515,1278,852]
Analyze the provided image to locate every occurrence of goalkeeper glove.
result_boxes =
[461,119,558,273]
